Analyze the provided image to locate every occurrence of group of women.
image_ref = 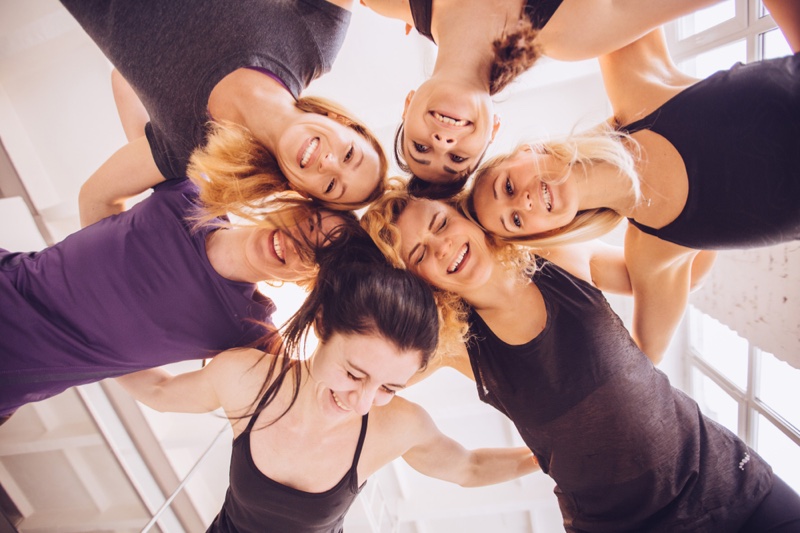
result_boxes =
[2,0,800,531]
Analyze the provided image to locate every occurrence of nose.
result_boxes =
[319,152,340,172]
[514,190,533,211]
[432,234,451,260]
[431,132,455,147]
[351,387,377,416]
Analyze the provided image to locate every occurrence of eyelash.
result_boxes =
[325,179,335,194]
[504,177,513,195]
[344,145,354,163]
[414,216,447,264]
[413,142,430,153]
[347,372,396,395]
[450,154,466,163]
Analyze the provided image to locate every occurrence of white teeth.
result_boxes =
[542,183,552,211]
[433,111,468,127]
[448,244,468,273]
[331,391,350,411]
[273,232,285,262]
[300,138,319,168]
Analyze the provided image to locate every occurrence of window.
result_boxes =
[667,0,791,76]
[686,307,800,493]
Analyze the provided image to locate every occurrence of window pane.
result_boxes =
[689,307,749,390]
[755,414,800,494]
[757,351,800,431]
[691,368,739,435]
[679,0,735,38]
[678,40,747,78]
[761,28,793,60]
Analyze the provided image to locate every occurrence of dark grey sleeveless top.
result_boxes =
[467,259,772,532]
[208,393,368,532]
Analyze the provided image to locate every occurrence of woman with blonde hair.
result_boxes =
[362,0,730,194]
[63,0,388,229]
[467,24,799,362]
[118,241,539,531]
[361,188,800,532]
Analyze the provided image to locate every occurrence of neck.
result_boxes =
[574,159,638,217]
[205,228,260,283]
[210,69,298,151]
[431,0,525,84]
[461,261,523,313]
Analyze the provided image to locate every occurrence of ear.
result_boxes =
[313,312,325,338]
[518,143,534,154]
[402,90,416,120]
[490,114,502,142]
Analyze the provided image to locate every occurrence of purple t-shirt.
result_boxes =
[0,179,276,416]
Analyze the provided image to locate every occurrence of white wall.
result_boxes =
[690,242,800,368]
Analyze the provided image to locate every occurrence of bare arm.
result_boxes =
[540,0,724,61]
[359,0,413,25]
[625,225,698,364]
[399,401,538,487]
[763,0,800,52]
[114,366,221,414]
[78,136,166,227]
[111,69,150,142]
[541,240,632,295]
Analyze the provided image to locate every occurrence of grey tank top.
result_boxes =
[467,259,772,532]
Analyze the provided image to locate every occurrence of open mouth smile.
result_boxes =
[431,111,471,127]
[542,182,552,212]
[448,243,469,273]
[272,231,286,263]
[299,137,320,168]
[331,390,351,411]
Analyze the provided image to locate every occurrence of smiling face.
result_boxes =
[401,80,499,184]
[276,113,382,206]
[309,331,422,417]
[395,198,493,297]
[242,210,348,282]
[472,148,578,238]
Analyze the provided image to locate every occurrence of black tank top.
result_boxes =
[208,394,369,532]
[621,52,800,249]
[408,0,563,44]
[466,259,772,532]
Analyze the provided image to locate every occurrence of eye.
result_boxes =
[450,154,466,163]
[504,177,514,196]
[381,385,397,395]
[512,213,521,228]
[347,371,361,381]
[437,217,447,233]
[325,180,335,194]
[414,248,426,265]
[413,142,430,154]
[344,145,354,163]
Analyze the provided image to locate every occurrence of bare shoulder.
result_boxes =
[207,348,279,412]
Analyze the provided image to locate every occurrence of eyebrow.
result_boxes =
[350,362,408,389]
[408,152,431,166]
[406,212,438,264]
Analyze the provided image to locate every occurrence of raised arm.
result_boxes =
[541,240,632,295]
[624,225,700,364]
[111,69,150,142]
[763,0,800,52]
[78,135,166,227]
[359,0,413,25]
[398,400,538,487]
[540,0,723,61]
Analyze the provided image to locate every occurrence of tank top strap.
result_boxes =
[350,414,369,469]
[242,361,298,435]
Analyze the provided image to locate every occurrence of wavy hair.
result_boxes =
[465,125,640,248]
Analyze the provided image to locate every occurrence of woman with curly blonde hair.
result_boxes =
[361,187,800,532]
[66,0,388,229]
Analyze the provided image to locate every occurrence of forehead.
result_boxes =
[333,332,423,378]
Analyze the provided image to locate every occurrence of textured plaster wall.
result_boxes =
[690,242,800,369]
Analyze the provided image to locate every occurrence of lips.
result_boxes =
[448,243,469,273]
[298,137,320,168]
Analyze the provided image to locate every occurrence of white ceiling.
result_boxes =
[0,1,614,531]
